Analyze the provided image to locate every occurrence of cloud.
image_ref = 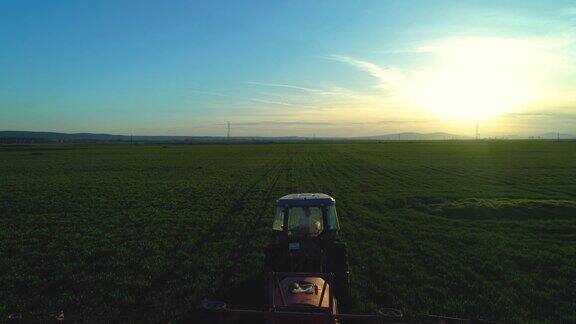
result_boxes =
[346,119,429,125]
[326,54,406,89]
[251,98,320,109]
[377,119,429,124]
[375,47,435,55]
[227,120,430,127]
[247,34,575,133]
[229,121,334,126]
[247,81,354,98]
[246,81,321,94]
[505,111,576,119]
[247,81,380,103]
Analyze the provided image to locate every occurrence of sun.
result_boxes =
[404,38,534,121]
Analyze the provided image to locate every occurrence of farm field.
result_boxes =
[1,141,575,323]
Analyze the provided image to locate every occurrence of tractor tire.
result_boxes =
[326,242,349,273]
[326,243,352,312]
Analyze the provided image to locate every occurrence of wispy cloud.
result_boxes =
[251,98,320,109]
[228,121,334,126]
[246,81,321,93]
[326,54,406,89]
[347,119,429,125]
[247,81,379,102]
[505,111,576,119]
[377,119,429,124]
[375,47,434,55]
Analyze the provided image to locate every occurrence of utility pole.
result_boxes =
[227,121,231,141]
[557,132,560,142]
[475,120,480,140]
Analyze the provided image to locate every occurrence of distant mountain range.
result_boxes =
[0,131,221,142]
[0,131,311,143]
[0,131,574,142]
[355,132,470,140]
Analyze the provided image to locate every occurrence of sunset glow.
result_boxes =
[1,1,575,137]
[404,38,537,121]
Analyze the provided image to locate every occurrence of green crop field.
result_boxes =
[1,141,575,323]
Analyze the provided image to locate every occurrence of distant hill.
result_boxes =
[0,131,129,141]
[1,130,574,143]
[0,131,469,142]
[0,131,213,142]
[356,132,470,140]
[0,131,300,143]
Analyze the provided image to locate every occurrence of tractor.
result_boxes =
[198,194,404,323]
[265,193,351,312]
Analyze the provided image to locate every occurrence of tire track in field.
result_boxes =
[308,147,402,311]
[346,145,477,192]
[184,161,279,257]
[417,158,574,199]
[416,162,521,196]
[286,145,383,309]
[413,159,564,200]
[285,152,300,192]
[281,145,303,192]
[336,146,423,192]
[410,150,573,199]
[148,160,280,309]
[212,157,285,296]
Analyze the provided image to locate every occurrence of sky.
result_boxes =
[1,0,575,137]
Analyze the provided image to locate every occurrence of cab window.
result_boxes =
[326,205,339,230]
[287,206,323,237]
[273,207,284,231]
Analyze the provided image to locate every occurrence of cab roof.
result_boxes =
[276,193,335,207]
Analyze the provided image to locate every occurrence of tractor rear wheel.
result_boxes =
[326,243,351,312]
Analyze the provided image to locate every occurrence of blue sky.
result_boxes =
[1,0,575,136]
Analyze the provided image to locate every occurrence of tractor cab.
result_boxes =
[272,193,340,241]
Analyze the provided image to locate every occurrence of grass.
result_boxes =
[1,141,575,323]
